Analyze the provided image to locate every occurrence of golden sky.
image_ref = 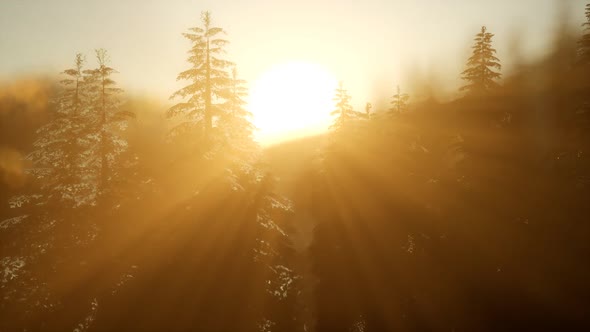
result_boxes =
[0,0,587,107]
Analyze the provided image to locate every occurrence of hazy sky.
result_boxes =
[1,0,588,107]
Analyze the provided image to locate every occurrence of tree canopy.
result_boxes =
[461,26,502,95]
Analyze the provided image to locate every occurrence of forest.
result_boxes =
[1,2,590,332]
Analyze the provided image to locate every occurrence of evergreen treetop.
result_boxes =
[168,11,235,145]
[330,81,356,131]
[389,85,409,114]
[28,54,90,207]
[461,26,502,95]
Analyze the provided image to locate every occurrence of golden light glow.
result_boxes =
[248,61,338,145]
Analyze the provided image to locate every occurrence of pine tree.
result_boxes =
[28,54,93,207]
[3,53,134,330]
[152,12,300,331]
[168,11,234,148]
[83,49,134,201]
[330,81,356,131]
[217,66,256,158]
[579,3,590,64]
[461,26,502,95]
[389,85,409,114]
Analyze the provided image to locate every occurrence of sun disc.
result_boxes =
[248,61,338,145]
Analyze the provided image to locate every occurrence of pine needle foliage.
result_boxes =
[461,26,502,95]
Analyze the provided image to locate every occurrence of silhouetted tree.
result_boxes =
[0,51,137,331]
[27,54,94,207]
[24,50,133,208]
[83,49,134,201]
[168,11,234,149]
[330,81,356,131]
[461,26,501,95]
[217,66,256,159]
[389,85,409,114]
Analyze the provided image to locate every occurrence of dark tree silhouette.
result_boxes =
[389,85,409,114]
[217,66,256,158]
[23,50,133,208]
[168,11,234,147]
[461,26,502,95]
[330,81,357,131]
[0,51,137,332]
[27,54,91,207]
[83,49,134,202]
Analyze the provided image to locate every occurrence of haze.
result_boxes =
[1,0,586,104]
[2,1,590,331]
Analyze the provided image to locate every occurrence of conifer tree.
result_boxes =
[28,54,93,207]
[218,66,256,158]
[3,53,134,330]
[389,85,410,114]
[330,82,356,131]
[168,11,234,147]
[157,12,300,331]
[579,3,590,64]
[461,26,502,95]
[83,49,134,201]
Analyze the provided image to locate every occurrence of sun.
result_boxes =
[248,61,338,145]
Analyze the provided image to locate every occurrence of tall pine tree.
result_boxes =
[389,85,409,114]
[150,11,301,332]
[330,81,356,131]
[218,66,256,159]
[83,49,134,202]
[2,51,134,331]
[28,53,93,207]
[168,11,234,150]
[461,26,502,95]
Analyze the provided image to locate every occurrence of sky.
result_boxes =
[1,0,588,109]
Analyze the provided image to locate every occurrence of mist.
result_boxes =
[2,1,590,332]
